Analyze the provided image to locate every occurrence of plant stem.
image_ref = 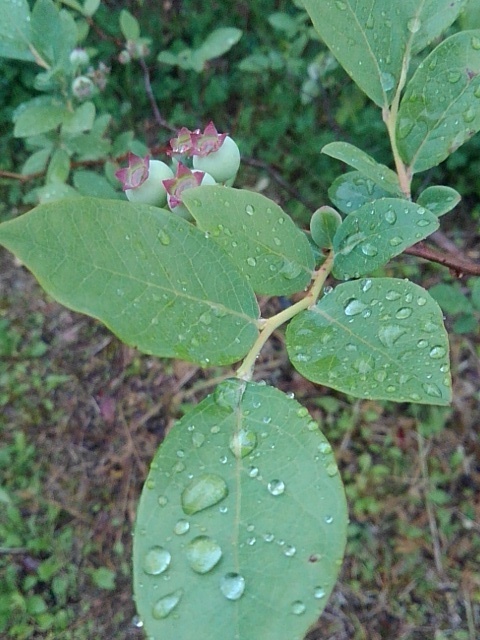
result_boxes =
[236,251,334,381]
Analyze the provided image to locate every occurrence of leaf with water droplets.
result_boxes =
[303,0,466,107]
[417,186,461,217]
[397,30,480,173]
[182,186,315,296]
[332,198,439,280]
[322,143,402,195]
[133,379,347,640]
[328,170,394,215]
[286,278,452,405]
[0,199,259,366]
[0,0,34,61]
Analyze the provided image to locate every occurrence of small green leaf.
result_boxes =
[397,30,480,173]
[310,207,342,249]
[0,0,33,61]
[73,170,121,199]
[196,28,242,63]
[322,142,401,195]
[90,567,116,590]
[13,97,67,138]
[82,0,100,17]
[31,0,76,67]
[119,9,140,40]
[286,278,452,405]
[46,148,70,184]
[36,183,80,203]
[21,148,52,175]
[133,379,347,640]
[303,0,466,107]
[417,186,461,217]
[61,102,96,134]
[183,186,315,296]
[0,199,259,366]
[328,171,394,214]
[429,283,473,315]
[332,198,439,280]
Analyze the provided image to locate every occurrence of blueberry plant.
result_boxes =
[0,0,479,639]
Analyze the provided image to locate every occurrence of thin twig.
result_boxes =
[404,241,480,277]
[137,57,176,133]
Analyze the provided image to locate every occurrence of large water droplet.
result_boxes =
[326,462,338,477]
[472,35,480,50]
[220,573,245,600]
[380,72,395,92]
[267,479,285,496]
[152,589,183,619]
[463,106,476,123]
[378,324,406,348]
[395,307,413,319]
[338,231,366,255]
[385,290,401,301]
[229,428,257,458]
[245,204,255,215]
[344,298,368,316]
[186,536,222,574]
[429,345,447,359]
[143,546,171,575]
[448,70,461,84]
[291,600,306,615]
[361,242,378,257]
[173,519,190,535]
[389,236,403,246]
[284,545,296,557]
[181,474,228,515]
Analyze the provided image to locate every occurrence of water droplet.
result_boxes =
[268,479,285,496]
[422,382,442,398]
[338,231,366,255]
[429,346,447,359]
[173,519,190,535]
[186,536,222,574]
[263,532,274,542]
[475,86,480,99]
[344,298,368,316]
[296,407,309,418]
[384,209,397,224]
[229,429,257,458]
[284,545,296,557]
[378,324,406,348]
[273,237,281,246]
[247,257,257,267]
[448,70,461,84]
[199,311,211,325]
[181,474,228,515]
[214,379,244,411]
[158,495,168,507]
[389,236,403,246]
[152,589,183,619]
[361,242,378,257]
[220,573,245,600]
[318,442,332,454]
[416,218,431,227]
[407,17,421,33]
[314,587,326,599]
[192,432,205,448]
[280,259,302,280]
[291,600,306,615]
[245,204,255,216]
[385,290,401,301]
[361,278,372,292]
[248,466,259,478]
[380,71,395,91]
[472,35,480,50]
[158,230,171,246]
[463,106,476,123]
[416,297,427,306]
[417,339,428,348]
[143,546,171,575]
[395,307,413,319]
[131,615,143,628]
[326,462,338,477]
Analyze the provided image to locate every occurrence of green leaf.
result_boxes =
[286,278,452,405]
[133,379,347,640]
[196,28,242,62]
[0,0,33,61]
[322,142,401,195]
[183,186,315,296]
[36,183,80,203]
[72,170,121,198]
[31,0,76,67]
[46,148,70,184]
[82,0,100,17]
[119,9,140,40]
[13,97,67,138]
[428,282,473,315]
[303,0,466,107]
[332,198,439,280]
[21,148,52,175]
[61,102,96,134]
[417,186,461,216]
[397,30,480,173]
[0,200,259,366]
[328,171,394,214]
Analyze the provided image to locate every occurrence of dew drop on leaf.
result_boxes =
[245,204,255,215]
[186,536,222,574]
[377,324,406,348]
[314,587,326,599]
[173,519,190,535]
[324,515,334,524]
[429,346,447,359]
[143,546,171,575]
[192,432,205,448]
[360,242,378,257]
[291,600,306,615]
[344,298,368,316]
[284,545,296,557]
[229,428,257,458]
[389,236,403,246]
[181,473,228,515]
[268,479,285,496]
[407,17,421,33]
[220,573,245,600]
[158,230,171,245]
[422,382,443,398]
[384,209,397,224]
[395,307,413,319]
[247,257,257,267]
[152,589,183,619]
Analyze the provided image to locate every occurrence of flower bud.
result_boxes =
[69,48,90,68]
[71,76,95,100]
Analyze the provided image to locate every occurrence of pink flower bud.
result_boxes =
[163,163,204,209]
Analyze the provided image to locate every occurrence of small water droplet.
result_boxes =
[291,600,306,615]
[152,589,183,619]
[181,474,228,515]
[192,432,205,448]
[417,339,428,348]
[447,70,461,84]
[344,298,368,316]
[395,307,413,319]
[429,345,447,359]
[247,257,257,267]
[471,35,480,50]
[248,466,259,478]
[214,379,244,411]
[220,573,245,600]
[284,545,296,557]
[416,297,427,306]
[326,462,338,476]
[463,106,476,123]
[416,218,431,227]
[143,546,171,575]
[407,17,421,33]
[263,532,274,542]
[157,495,168,507]
[389,236,403,247]
[314,587,326,599]
[422,382,443,398]
[158,230,171,245]
[384,209,397,224]
[229,429,257,458]
[186,536,222,574]
[131,615,143,628]
[279,259,302,280]
[361,242,378,257]
[268,479,285,496]
[361,278,372,292]
[245,204,255,215]
[378,324,406,348]
[173,519,190,535]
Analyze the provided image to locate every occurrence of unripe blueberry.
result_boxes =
[168,171,216,220]
[310,206,343,249]
[126,160,174,207]
[192,136,240,183]
[71,76,94,100]
[69,48,90,67]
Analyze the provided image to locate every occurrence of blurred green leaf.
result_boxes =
[0,0,33,61]
[13,97,67,138]
[416,186,461,216]
[119,9,140,41]
[196,28,242,63]
[328,171,393,215]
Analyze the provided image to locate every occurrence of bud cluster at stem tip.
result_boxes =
[114,122,241,211]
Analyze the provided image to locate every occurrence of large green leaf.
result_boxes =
[328,171,394,215]
[30,0,77,67]
[286,278,452,405]
[397,30,480,173]
[133,379,347,640]
[0,0,34,61]
[332,198,439,280]
[322,142,402,195]
[303,0,466,107]
[0,199,259,366]
[13,96,67,138]
[183,186,315,296]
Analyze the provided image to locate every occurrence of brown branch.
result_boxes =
[405,241,480,277]
[137,56,177,133]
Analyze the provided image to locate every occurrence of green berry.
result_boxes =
[126,160,173,208]
[192,136,240,183]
